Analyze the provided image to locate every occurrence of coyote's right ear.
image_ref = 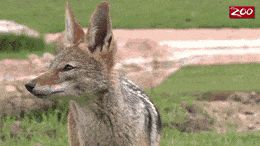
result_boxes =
[64,2,84,47]
[86,1,113,53]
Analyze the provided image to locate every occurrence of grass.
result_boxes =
[0,110,68,146]
[0,0,259,33]
[152,64,260,145]
[0,34,45,52]
[1,111,260,146]
[162,128,260,146]
[1,64,260,146]
[151,64,260,125]
[153,63,260,96]
[0,34,55,59]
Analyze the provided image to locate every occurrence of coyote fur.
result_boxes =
[25,1,161,146]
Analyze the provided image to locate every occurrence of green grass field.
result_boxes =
[0,0,259,33]
[1,64,260,146]
[0,34,55,59]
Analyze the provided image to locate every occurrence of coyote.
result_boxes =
[25,1,161,146]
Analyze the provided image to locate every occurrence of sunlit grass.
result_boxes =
[0,0,259,33]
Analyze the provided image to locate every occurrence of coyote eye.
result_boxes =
[63,64,75,71]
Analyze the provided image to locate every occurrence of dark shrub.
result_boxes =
[0,34,45,52]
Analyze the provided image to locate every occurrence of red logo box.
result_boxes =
[229,6,255,19]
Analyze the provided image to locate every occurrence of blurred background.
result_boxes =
[0,0,260,146]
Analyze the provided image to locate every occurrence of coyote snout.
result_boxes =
[25,71,66,97]
[25,1,161,146]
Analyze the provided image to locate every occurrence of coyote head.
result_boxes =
[25,2,116,97]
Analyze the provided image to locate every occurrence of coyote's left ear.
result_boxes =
[64,2,84,46]
[86,1,113,53]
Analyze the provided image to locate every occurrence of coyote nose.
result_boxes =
[25,81,36,92]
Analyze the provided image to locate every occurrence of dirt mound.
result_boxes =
[197,92,260,133]
[171,92,260,133]
[0,53,55,116]
[116,39,175,88]
[0,53,54,82]
[171,103,214,132]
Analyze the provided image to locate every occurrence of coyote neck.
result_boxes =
[68,85,135,146]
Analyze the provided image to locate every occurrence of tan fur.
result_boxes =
[25,2,161,146]
[68,110,80,146]
[36,70,60,86]
[65,1,84,46]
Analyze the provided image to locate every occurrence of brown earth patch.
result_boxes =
[170,92,260,133]
[195,92,260,133]
[171,103,214,132]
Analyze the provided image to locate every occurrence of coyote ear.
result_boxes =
[86,1,113,53]
[64,2,84,46]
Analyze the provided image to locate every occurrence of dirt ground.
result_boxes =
[46,28,260,43]
[197,92,260,133]
[113,28,260,41]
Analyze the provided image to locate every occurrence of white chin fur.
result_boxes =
[33,82,68,96]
